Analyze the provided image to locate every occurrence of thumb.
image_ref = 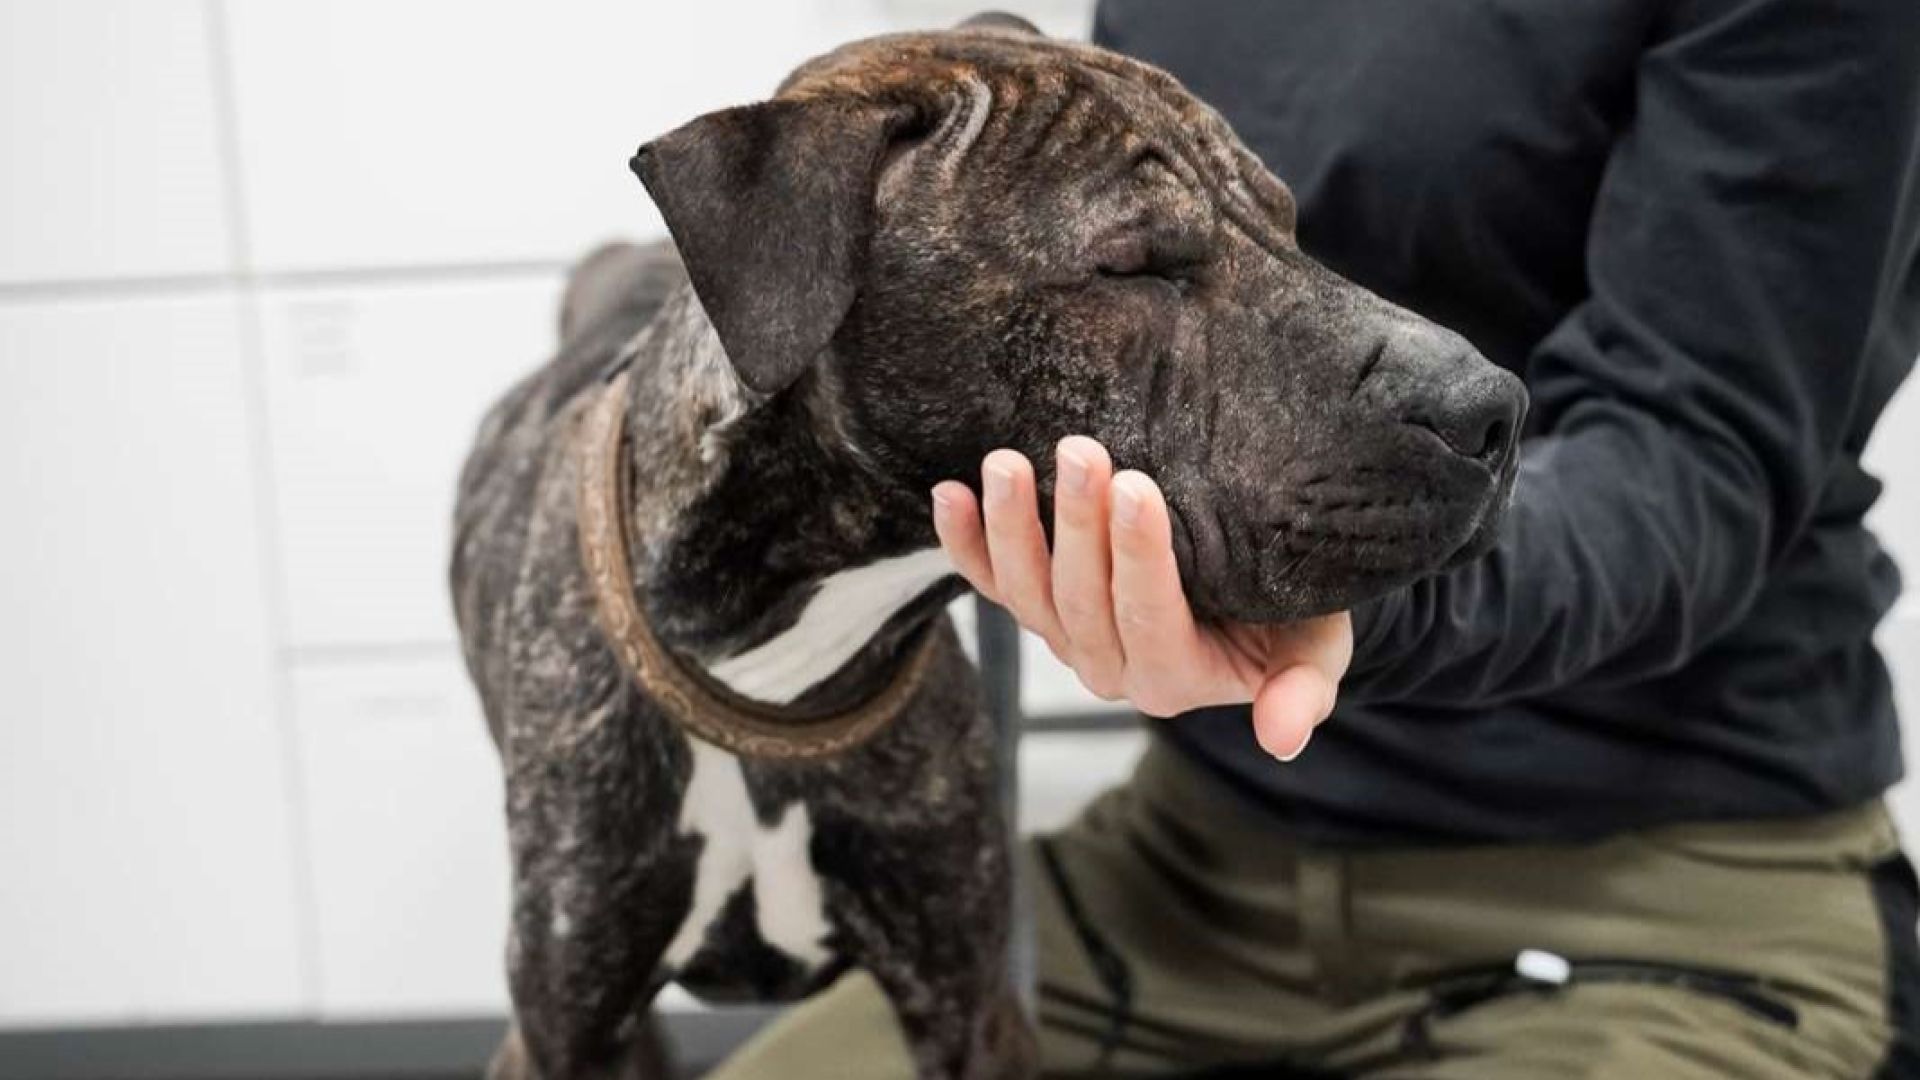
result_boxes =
[1250,664,1335,762]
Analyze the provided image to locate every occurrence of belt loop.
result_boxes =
[1298,851,1357,1004]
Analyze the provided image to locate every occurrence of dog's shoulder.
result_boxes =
[449,240,687,739]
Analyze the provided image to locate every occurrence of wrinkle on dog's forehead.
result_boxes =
[781,31,1295,244]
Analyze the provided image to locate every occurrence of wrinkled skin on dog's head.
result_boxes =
[633,17,1526,622]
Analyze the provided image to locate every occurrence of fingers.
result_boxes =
[1050,437,1126,699]
[979,450,1068,650]
[931,481,999,601]
[1251,664,1335,761]
[942,450,1353,762]
[933,439,1130,701]
[1304,611,1356,685]
[1250,612,1352,761]
[1107,470,1206,716]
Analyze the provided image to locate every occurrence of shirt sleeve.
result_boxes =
[1346,0,1920,706]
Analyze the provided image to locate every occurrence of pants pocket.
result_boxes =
[1399,955,1801,1058]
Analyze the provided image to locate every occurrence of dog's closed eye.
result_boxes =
[1093,233,1201,290]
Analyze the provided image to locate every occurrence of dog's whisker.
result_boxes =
[1271,533,1334,589]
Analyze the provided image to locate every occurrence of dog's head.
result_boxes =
[632,15,1526,621]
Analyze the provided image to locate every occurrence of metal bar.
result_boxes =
[1022,709,1141,735]
[973,596,1036,1013]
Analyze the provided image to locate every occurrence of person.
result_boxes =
[713,0,1920,1075]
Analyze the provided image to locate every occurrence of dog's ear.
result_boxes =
[957,12,1044,36]
[631,98,913,395]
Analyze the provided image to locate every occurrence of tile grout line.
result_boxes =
[203,0,325,1015]
[0,273,235,304]
[282,640,463,665]
[0,259,575,305]
[262,258,574,287]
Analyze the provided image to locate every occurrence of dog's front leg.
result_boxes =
[813,815,1036,1079]
[871,949,1035,1080]
[494,820,696,1080]
[488,1016,670,1080]
[491,726,701,1080]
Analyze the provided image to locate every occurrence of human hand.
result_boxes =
[931,436,1352,761]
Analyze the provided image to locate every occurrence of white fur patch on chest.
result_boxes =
[661,739,833,972]
[704,548,952,704]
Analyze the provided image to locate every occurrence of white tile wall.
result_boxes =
[0,295,305,1024]
[1867,367,1920,619]
[259,275,565,649]
[0,1,234,285]
[291,654,512,1018]
[1867,373,1920,826]
[223,3,843,274]
[220,1,1092,274]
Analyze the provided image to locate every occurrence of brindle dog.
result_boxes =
[451,14,1524,1080]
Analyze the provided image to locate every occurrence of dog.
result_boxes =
[450,14,1526,1079]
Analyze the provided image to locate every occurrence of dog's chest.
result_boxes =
[661,739,834,972]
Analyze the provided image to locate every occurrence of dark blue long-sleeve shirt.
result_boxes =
[1095,0,1920,842]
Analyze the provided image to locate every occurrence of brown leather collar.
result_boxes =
[574,371,940,759]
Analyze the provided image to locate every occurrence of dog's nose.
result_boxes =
[1409,362,1523,463]
[1381,328,1526,467]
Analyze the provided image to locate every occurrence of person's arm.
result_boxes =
[1347,0,1920,705]
[932,0,1920,754]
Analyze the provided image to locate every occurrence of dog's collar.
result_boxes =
[574,371,939,760]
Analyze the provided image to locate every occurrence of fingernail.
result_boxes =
[1112,480,1142,527]
[984,462,1014,506]
[1276,726,1313,763]
[1059,449,1089,496]
[931,486,953,516]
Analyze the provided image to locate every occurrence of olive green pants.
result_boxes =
[709,740,1919,1078]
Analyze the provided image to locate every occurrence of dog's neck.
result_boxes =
[610,284,961,712]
